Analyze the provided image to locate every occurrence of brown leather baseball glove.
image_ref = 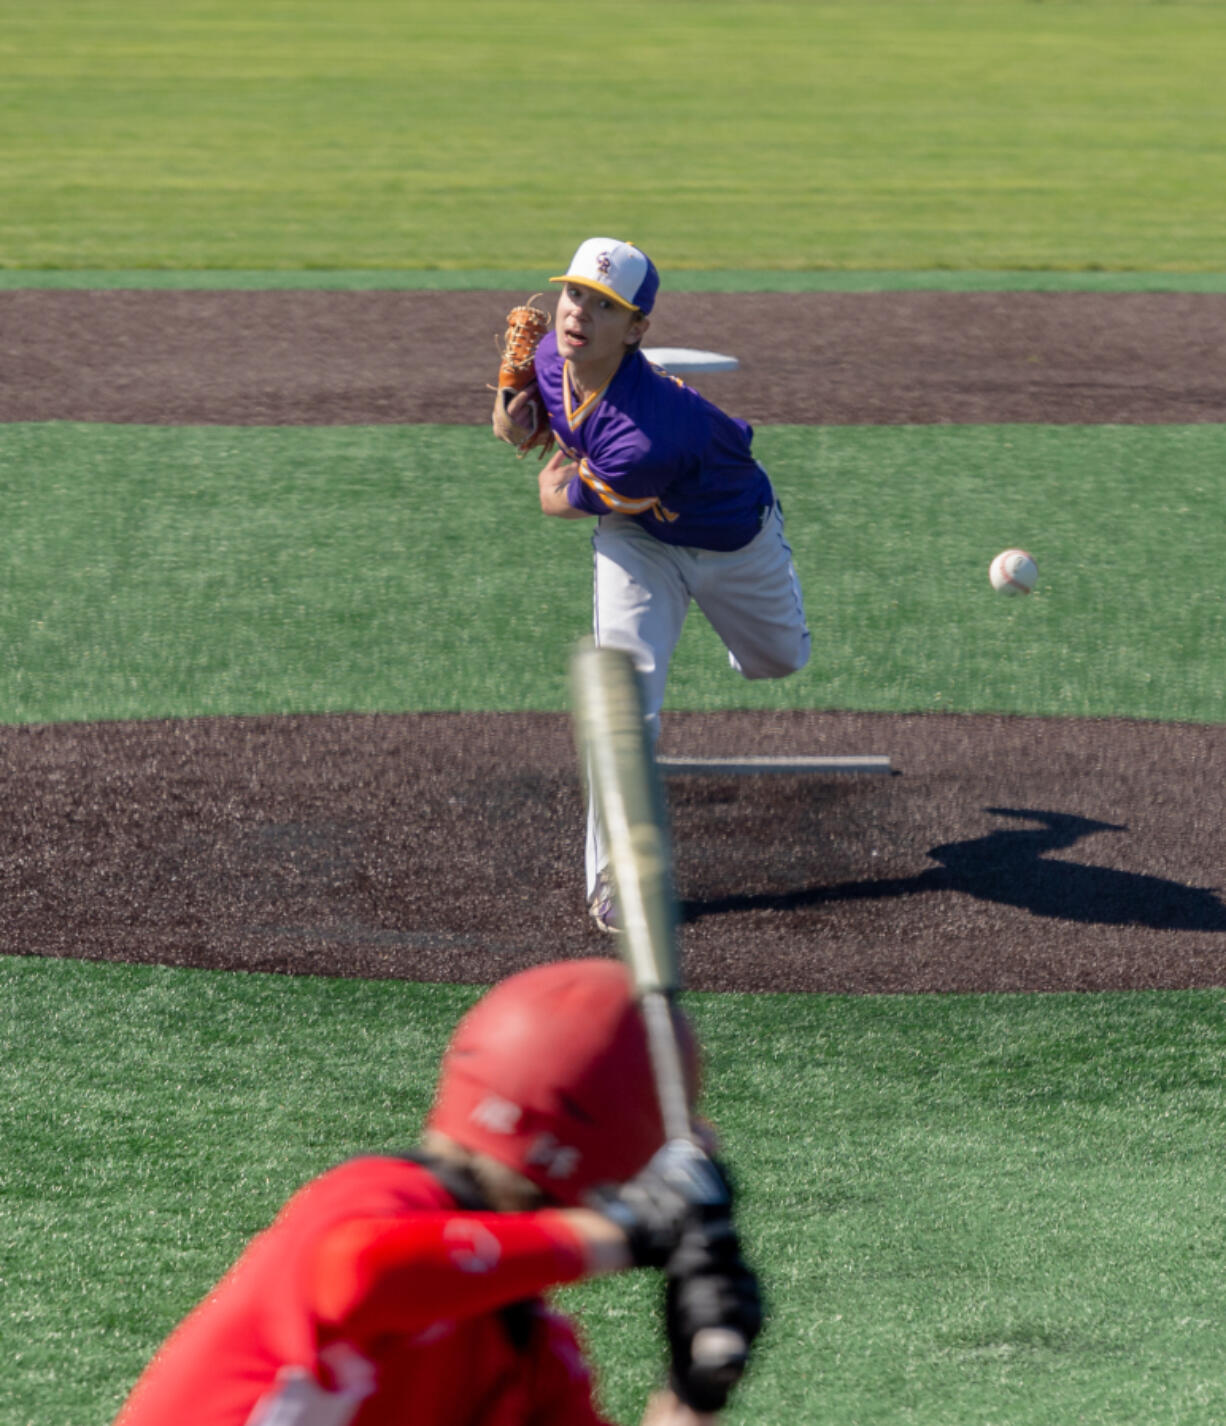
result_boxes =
[491,295,555,459]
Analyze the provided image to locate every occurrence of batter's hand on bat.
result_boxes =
[665,1218,764,1414]
[589,1140,733,1268]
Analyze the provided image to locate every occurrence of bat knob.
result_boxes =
[690,1325,748,1370]
[683,1327,749,1411]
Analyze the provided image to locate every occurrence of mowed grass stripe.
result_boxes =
[2,422,1222,726]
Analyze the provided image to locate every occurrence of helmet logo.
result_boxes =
[525,1132,582,1180]
[471,1094,522,1134]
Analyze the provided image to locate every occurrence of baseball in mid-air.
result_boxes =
[989,548,1038,595]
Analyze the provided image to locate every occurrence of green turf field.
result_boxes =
[5,3,1226,1423]
[3,1,1226,272]
[6,958,1226,1426]
[2,422,1223,726]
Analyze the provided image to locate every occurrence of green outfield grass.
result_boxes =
[2,421,1222,727]
[5,956,1225,1426]
[3,1,1226,271]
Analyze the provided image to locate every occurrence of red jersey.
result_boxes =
[113,1156,613,1426]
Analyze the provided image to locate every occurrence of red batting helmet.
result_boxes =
[427,958,700,1205]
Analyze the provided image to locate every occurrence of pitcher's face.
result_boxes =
[555,283,648,373]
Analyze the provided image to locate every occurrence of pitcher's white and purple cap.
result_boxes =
[550,238,660,315]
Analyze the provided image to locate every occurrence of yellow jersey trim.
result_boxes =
[562,364,611,429]
[579,465,679,523]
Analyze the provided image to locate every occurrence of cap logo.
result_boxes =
[595,250,613,279]
[471,1094,522,1134]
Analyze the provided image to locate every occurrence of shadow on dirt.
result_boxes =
[682,807,1226,933]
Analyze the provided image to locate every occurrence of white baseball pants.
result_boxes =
[585,502,810,895]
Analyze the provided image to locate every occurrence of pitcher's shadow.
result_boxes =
[682,807,1226,932]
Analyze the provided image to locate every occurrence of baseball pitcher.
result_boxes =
[492,238,811,931]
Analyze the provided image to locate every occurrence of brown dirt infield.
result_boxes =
[4,288,1223,426]
[3,288,1224,994]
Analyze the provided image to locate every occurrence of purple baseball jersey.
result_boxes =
[534,331,774,552]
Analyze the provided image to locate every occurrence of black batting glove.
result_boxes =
[589,1139,733,1268]
[665,1218,765,1414]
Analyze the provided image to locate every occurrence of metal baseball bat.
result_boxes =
[569,638,689,1128]
[569,637,748,1386]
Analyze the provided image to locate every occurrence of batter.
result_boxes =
[528,238,810,929]
[111,959,761,1426]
